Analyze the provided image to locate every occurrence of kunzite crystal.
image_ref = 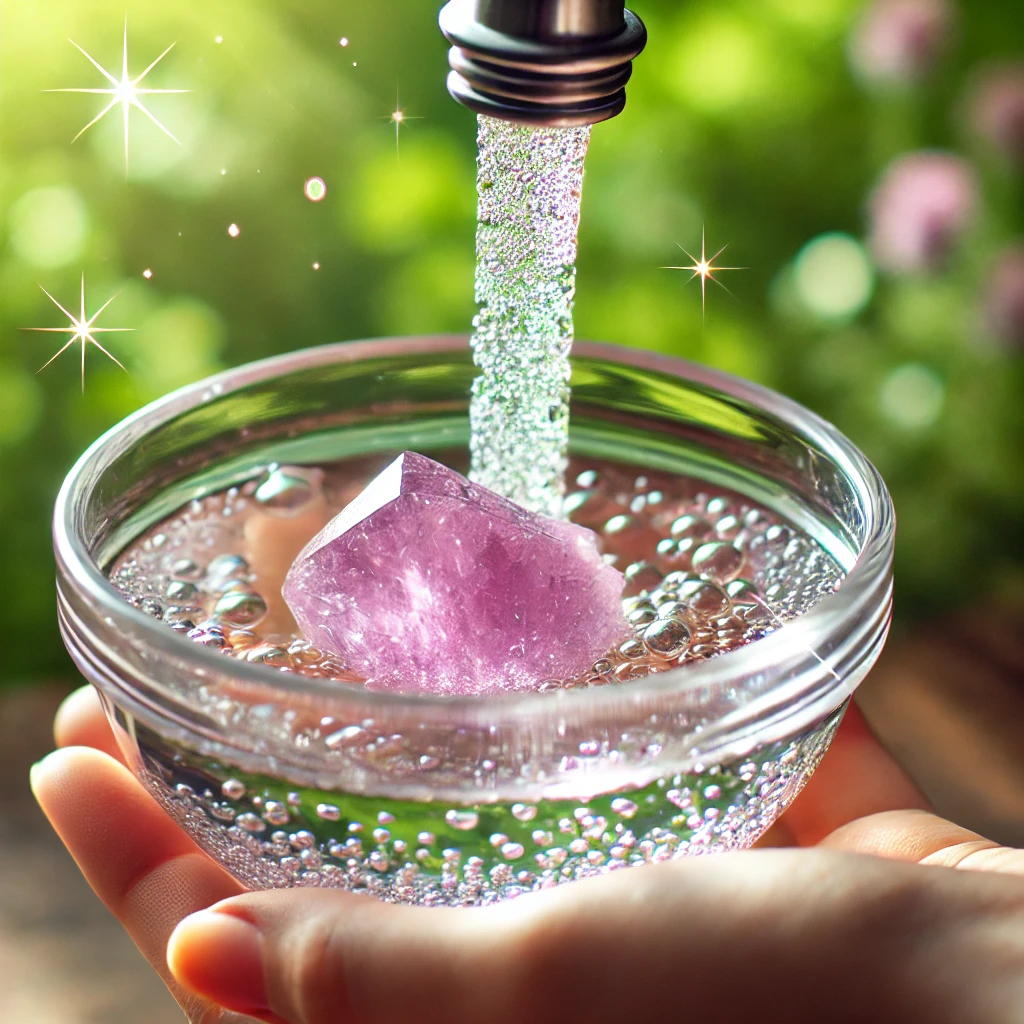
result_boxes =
[282,452,628,695]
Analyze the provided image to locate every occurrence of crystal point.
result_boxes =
[282,452,628,695]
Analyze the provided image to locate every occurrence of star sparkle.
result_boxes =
[387,91,420,157]
[23,275,133,392]
[47,18,188,174]
[663,227,744,319]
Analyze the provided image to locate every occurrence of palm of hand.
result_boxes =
[32,689,1024,1024]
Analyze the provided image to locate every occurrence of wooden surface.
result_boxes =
[1,609,1021,1022]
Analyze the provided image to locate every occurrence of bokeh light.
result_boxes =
[878,363,945,428]
[8,187,88,268]
[304,176,327,202]
[793,233,875,320]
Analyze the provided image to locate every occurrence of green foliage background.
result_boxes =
[0,0,1021,684]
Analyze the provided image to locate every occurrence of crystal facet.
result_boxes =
[282,452,628,695]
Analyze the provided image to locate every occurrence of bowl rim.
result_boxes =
[53,334,894,724]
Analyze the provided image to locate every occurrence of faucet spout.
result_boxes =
[439,0,646,127]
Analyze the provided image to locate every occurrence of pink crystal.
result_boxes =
[282,452,629,696]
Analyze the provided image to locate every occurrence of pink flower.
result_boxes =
[968,64,1024,165]
[849,0,953,86]
[984,245,1024,348]
[868,152,978,274]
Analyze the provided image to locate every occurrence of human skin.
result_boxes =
[32,689,1024,1024]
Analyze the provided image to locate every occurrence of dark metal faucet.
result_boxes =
[439,0,647,127]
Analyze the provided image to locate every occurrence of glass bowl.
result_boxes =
[53,335,894,906]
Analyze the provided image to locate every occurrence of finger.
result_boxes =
[765,701,930,847]
[30,747,245,990]
[821,808,1024,876]
[53,684,126,764]
[168,848,997,1024]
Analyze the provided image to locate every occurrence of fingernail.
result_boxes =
[168,909,268,1014]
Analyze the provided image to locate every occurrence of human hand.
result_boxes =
[32,687,1024,1024]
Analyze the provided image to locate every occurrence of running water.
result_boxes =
[469,115,591,517]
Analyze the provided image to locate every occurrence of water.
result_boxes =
[110,458,844,688]
[469,116,590,518]
[131,706,842,905]
[105,455,847,903]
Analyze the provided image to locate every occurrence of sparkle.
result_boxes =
[304,176,327,202]
[339,37,349,47]
[23,275,132,392]
[142,268,153,279]
[312,262,320,270]
[227,223,240,238]
[46,18,188,174]
[215,35,223,44]
[663,227,744,319]
[387,91,420,157]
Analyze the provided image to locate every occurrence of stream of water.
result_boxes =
[468,115,591,518]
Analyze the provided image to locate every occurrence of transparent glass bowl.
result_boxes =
[53,336,894,906]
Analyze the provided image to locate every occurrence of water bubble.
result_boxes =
[255,466,321,513]
[165,580,199,603]
[627,605,657,628]
[511,803,538,822]
[692,541,744,583]
[204,554,250,584]
[317,803,341,821]
[679,579,731,617]
[610,797,638,819]
[704,784,722,800]
[445,809,479,831]
[325,725,367,749]
[227,223,241,238]
[373,828,391,844]
[671,514,711,540]
[619,638,646,661]
[263,801,290,826]
[502,842,526,861]
[215,590,268,627]
[643,618,691,657]
[221,779,246,800]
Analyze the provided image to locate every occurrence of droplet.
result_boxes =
[501,842,526,861]
[679,579,731,617]
[255,466,321,513]
[511,803,538,822]
[619,638,646,661]
[165,580,198,603]
[227,223,241,237]
[627,605,657,628]
[325,725,367,749]
[610,797,638,819]
[692,541,744,583]
[221,779,246,800]
[215,590,268,627]
[643,618,691,656]
[445,809,479,831]
[204,554,250,585]
[671,515,710,540]
[317,803,341,821]
[263,801,290,826]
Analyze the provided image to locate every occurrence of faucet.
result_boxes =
[439,0,647,127]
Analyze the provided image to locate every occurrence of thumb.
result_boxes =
[167,888,521,1024]
[166,849,956,1024]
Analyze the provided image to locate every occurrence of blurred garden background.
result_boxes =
[1,3,1022,1019]
[1,0,1023,688]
